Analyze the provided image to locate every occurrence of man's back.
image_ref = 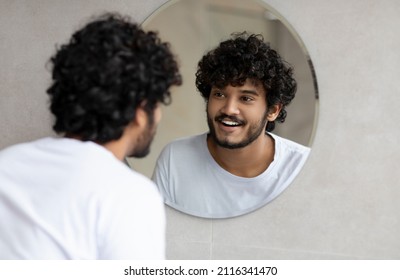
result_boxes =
[0,137,165,259]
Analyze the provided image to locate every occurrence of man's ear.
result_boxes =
[133,106,148,130]
[266,104,283,121]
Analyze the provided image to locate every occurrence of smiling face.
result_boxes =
[207,79,280,149]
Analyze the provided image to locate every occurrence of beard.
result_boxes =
[130,129,155,158]
[207,110,268,149]
[129,113,157,158]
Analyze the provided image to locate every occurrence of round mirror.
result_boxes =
[127,0,318,218]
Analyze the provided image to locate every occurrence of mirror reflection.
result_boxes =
[128,0,318,218]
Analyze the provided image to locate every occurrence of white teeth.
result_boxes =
[222,120,239,126]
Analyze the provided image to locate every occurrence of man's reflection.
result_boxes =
[152,32,310,218]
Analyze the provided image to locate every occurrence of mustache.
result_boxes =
[215,114,245,125]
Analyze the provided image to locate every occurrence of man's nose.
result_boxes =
[220,98,240,115]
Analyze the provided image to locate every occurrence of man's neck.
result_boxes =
[101,139,126,161]
[207,133,275,178]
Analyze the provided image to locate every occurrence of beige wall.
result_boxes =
[0,0,399,259]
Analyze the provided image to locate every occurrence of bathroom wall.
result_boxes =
[1,0,399,259]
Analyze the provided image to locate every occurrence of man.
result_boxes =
[0,13,181,259]
[152,33,309,219]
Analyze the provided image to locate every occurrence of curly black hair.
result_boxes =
[47,13,182,143]
[196,32,296,132]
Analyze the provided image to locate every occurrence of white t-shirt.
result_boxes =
[0,137,165,259]
[152,133,310,218]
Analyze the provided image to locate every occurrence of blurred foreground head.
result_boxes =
[47,13,182,143]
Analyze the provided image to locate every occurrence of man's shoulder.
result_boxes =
[0,138,50,162]
[270,133,310,155]
[155,133,209,168]
[85,158,162,207]
[169,132,206,144]
[163,133,207,151]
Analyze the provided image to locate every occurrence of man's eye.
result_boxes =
[213,92,224,98]
[241,96,253,102]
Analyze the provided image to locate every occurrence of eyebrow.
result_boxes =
[239,89,260,96]
[211,87,261,96]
